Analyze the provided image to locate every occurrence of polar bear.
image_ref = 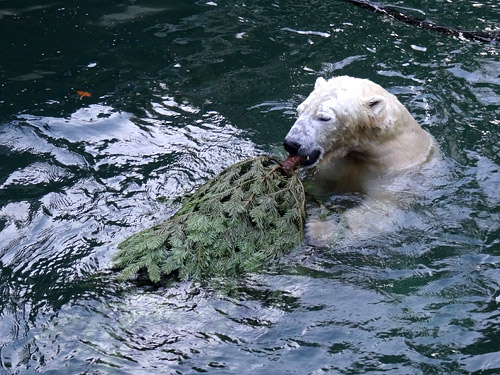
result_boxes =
[283,76,439,245]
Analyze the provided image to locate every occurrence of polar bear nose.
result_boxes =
[283,139,301,155]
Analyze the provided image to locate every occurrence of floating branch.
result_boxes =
[113,156,306,282]
[345,0,500,45]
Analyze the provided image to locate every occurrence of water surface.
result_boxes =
[1,1,500,374]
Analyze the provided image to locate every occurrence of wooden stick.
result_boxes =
[344,0,500,45]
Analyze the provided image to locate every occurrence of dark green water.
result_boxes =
[1,1,500,374]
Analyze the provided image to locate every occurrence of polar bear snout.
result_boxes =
[283,138,301,155]
[283,137,322,167]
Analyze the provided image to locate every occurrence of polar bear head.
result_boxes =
[283,76,410,168]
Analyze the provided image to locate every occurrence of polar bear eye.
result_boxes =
[317,115,332,122]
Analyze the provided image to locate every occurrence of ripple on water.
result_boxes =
[0,94,258,359]
[1,0,500,374]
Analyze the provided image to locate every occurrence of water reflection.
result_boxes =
[1,0,500,374]
[96,6,168,27]
[0,87,258,372]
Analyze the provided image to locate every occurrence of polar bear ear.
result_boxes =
[364,95,386,117]
[314,77,328,90]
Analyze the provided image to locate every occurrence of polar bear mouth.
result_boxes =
[283,138,323,168]
[298,149,322,167]
[283,149,322,169]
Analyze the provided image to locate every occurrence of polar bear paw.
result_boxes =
[305,218,339,247]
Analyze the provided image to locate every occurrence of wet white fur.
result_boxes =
[285,76,439,245]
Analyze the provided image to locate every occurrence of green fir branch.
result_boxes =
[113,156,306,282]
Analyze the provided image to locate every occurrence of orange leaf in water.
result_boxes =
[76,90,91,99]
